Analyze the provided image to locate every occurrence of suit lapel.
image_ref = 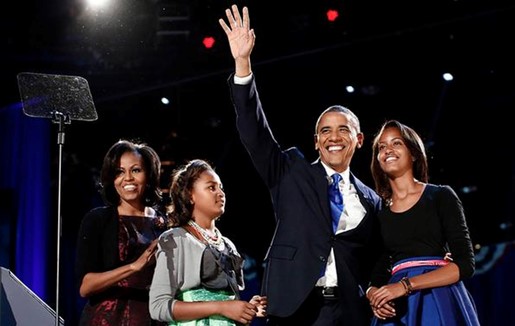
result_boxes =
[313,161,333,230]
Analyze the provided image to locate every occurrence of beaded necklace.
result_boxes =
[187,220,225,250]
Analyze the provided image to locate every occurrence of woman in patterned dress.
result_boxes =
[76,139,169,325]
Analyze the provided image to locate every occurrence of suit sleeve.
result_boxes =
[228,74,288,188]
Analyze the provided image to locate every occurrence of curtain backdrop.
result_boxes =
[464,240,515,326]
[0,103,51,302]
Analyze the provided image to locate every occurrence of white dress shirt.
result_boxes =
[317,163,366,287]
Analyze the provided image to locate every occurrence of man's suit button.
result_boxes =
[319,256,326,262]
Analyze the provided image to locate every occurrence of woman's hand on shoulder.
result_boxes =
[130,239,159,271]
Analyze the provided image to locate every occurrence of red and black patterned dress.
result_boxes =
[77,206,168,326]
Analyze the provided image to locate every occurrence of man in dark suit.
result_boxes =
[219,5,383,325]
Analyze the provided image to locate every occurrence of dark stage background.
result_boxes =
[1,0,515,324]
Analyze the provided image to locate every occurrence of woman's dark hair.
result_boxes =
[100,139,162,206]
[370,120,428,201]
[168,159,214,226]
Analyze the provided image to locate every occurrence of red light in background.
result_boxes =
[202,36,215,49]
[326,9,339,22]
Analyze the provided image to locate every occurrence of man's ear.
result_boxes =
[356,132,364,149]
[314,134,319,150]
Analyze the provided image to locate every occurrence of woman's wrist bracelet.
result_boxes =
[399,278,408,294]
[400,277,413,296]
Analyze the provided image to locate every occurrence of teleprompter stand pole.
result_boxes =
[17,72,98,326]
[53,111,70,326]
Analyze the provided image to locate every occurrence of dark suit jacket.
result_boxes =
[228,75,383,325]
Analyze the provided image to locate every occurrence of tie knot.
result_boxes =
[331,173,342,185]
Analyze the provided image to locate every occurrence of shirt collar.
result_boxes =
[320,161,350,184]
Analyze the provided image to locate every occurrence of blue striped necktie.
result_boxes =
[328,173,343,233]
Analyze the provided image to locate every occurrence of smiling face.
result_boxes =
[191,169,226,221]
[114,151,148,209]
[371,120,429,200]
[314,111,363,172]
[376,126,413,178]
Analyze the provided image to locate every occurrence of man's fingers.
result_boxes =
[231,4,242,27]
[242,6,250,29]
[219,19,230,34]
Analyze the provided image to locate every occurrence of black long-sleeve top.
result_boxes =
[370,184,475,286]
